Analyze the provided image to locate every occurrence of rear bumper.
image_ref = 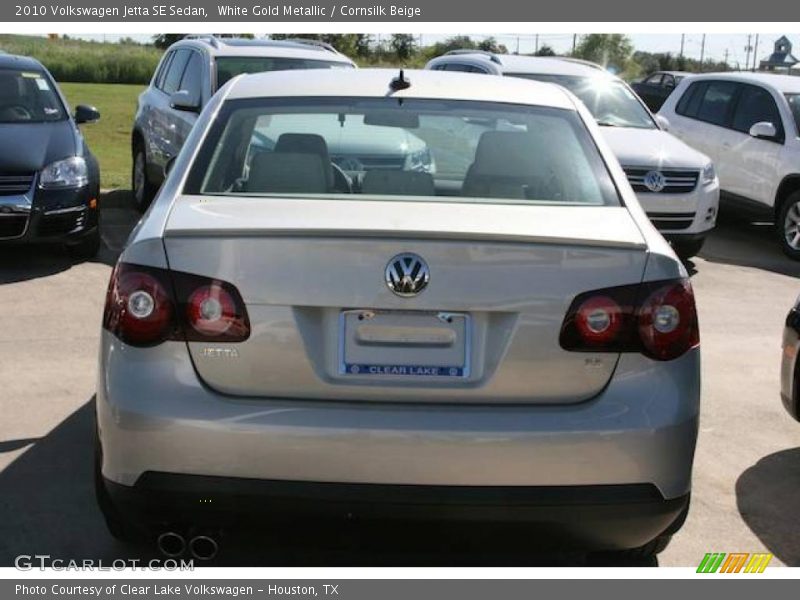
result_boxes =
[103,474,689,550]
[97,332,700,502]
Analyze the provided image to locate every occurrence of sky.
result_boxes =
[77,33,784,69]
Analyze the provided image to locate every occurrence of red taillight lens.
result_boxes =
[560,278,699,361]
[103,263,250,346]
[573,295,623,345]
[185,283,249,341]
[638,279,699,361]
[103,264,174,346]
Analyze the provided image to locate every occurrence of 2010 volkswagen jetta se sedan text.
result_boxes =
[95,69,700,561]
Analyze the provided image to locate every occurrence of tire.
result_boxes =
[132,140,157,212]
[671,238,705,261]
[778,190,800,260]
[94,428,143,543]
[67,227,101,261]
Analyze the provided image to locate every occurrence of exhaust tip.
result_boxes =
[157,531,186,558]
[189,535,219,561]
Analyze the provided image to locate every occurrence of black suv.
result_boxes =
[0,54,101,258]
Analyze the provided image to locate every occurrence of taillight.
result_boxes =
[637,279,699,361]
[103,263,250,347]
[560,278,698,361]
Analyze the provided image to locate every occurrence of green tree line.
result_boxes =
[0,33,733,86]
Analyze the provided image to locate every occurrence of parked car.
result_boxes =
[426,53,719,259]
[131,35,356,210]
[659,72,800,259]
[0,53,101,258]
[631,71,691,112]
[781,297,800,422]
[96,68,700,560]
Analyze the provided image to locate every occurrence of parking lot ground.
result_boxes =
[0,195,798,567]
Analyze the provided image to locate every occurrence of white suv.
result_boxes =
[659,72,800,259]
[426,53,720,259]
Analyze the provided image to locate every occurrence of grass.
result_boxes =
[0,35,161,84]
[60,82,143,190]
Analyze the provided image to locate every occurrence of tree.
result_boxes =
[478,37,507,54]
[152,34,186,50]
[573,34,633,73]
[534,44,556,57]
[390,34,417,60]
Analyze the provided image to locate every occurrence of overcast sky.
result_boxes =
[77,33,785,69]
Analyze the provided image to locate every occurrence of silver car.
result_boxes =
[96,69,700,561]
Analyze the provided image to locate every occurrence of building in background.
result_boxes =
[759,36,799,73]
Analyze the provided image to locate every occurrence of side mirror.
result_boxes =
[655,114,670,131]
[749,121,777,140]
[74,104,100,124]
[170,90,201,113]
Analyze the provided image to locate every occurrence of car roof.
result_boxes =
[0,53,46,71]
[433,53,614,78]
[682,71,800,93]
[226,68,577,110]
[170,36,355,65]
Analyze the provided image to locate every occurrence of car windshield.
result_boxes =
[0,68,66,123]
[508,73,656,129]
[215,57,354,88]
[785,94,800,135]
[185,97,620,207]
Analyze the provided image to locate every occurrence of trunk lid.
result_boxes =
[163,196,648,404]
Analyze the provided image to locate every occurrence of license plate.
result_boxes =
[339,310,471,378]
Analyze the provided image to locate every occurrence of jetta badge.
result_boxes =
[385,253,430,297]
[643,170,667,193]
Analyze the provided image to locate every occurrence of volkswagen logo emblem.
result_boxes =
[643,170,667,193]
[385,253,430,297]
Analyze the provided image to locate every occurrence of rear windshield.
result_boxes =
[216,57,354,88]
[184,97,620,207]
[508,73,656,129]
[0,68,66,123]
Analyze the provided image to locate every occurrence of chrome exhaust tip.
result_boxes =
[157,531,186,558]
[188,534,219,561]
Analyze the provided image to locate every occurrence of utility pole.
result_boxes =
[535,34,539,54]
[724,48,729,66]
[516,36,520,55]
[700,34,706,67]
[680,34,685,58]
[572,34,577,55]
[753,34,760,71]
[744,34,752,71]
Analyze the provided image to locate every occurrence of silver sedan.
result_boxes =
[95,69,700,561]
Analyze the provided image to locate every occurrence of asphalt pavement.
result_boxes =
[0,193,798,567]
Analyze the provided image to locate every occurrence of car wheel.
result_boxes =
[132,142,157,212]
[671,238,705,261]
[94,428,143,543]
[779,191,800,260]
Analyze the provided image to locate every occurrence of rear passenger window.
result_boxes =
[676,81,706,117]
[155,52,174,90]
[695,81,737,127]
[179,52,204,99]
[732,85,784,140]
[162,49,191,95]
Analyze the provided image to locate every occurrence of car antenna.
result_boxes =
[390,69,411,92]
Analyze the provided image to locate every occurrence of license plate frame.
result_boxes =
[338,309,471,379]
